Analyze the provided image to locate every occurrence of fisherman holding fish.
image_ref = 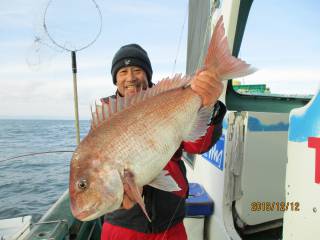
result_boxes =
[98,43,226,240]
[69,17,255,240]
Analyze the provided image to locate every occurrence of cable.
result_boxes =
[171,0,188,76]
[0,150,74,164]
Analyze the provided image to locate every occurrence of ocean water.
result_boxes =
[0,119,90,222]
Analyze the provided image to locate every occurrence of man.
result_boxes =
[100,44,226,240]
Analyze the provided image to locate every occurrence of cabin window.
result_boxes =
[227,1,320,112]
[237,1,319,98]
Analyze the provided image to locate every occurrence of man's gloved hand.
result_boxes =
[190,69,223,107]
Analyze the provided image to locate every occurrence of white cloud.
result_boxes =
[105,1,184,17]
[0,68,184,119]
[0,75,111,119]
[2,66,319,119]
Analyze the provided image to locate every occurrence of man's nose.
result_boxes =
[126,68,136,81]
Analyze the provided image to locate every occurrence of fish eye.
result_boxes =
[78,179,89,190]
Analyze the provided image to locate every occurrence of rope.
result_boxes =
[160,195,185,240]
[171,1,188,76]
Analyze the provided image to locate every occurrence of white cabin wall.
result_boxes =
[185,126,229,239]
[283,91,320,239]
[186,128,227,221]
[234,112,289,226]
[188,0,242,188]
[185,0,242,238]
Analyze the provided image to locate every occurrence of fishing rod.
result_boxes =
[0,150,74,164]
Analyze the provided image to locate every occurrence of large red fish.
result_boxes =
[69,16,256,221]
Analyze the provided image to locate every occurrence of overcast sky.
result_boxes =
[0,0,319,119]
[0,0,188,119]
[239,0,320,95]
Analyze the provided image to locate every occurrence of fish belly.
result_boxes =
[102,88,201,186]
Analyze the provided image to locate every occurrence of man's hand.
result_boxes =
[190,69,223,107]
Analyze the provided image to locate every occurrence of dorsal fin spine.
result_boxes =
[103,102,108,119]
[101,101,106,121]
[90,104,95,129]
[96,102,101,124]
[142,91,148,101]
[115,97,118,113]
[117,97,121,112]
[107,100,112,117]
[110,98,115,114]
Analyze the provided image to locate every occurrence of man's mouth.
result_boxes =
[125,85,137,89]
[125,84,141,92]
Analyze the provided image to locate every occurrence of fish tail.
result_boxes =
[204,16,257,81]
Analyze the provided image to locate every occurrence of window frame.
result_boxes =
[226,0,311,113]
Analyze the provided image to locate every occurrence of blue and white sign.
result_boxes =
[202,134,225,170]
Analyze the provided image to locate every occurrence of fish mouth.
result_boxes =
[71,195,122,221]
[75,209,101,222]
[72,203,101,221]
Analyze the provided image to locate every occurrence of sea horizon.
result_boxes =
[0,119,91,222]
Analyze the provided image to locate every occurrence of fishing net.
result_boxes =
[26,0,102,69]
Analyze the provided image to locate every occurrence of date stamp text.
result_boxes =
[251,201,300,212]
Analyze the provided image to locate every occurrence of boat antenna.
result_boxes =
[42,0,102,145]
[0,150,74,164]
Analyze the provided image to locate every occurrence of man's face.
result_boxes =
[116,66,148,97]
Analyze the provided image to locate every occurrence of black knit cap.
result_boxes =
[111,44,153,87]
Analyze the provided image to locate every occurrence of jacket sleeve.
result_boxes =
[182,101,226,154]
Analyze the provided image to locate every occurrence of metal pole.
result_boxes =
[71,51,80,145]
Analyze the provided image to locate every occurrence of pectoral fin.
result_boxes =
[123,170,151,222]
[148,170,181,192]
[183,105,213,142]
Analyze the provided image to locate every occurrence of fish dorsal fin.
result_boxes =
[91,74,191,129]
[130,73,191,104]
